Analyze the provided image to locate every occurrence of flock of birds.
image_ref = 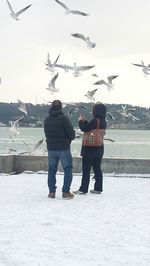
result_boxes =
[2,0,148,154]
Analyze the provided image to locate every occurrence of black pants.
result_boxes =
[79,157,103,193]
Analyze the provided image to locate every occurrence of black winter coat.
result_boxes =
[44,109,75,150]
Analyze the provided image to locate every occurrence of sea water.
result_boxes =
[0,127,150,159]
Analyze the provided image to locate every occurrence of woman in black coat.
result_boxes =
[74,103,107,194]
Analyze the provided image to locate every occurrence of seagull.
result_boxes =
[45,53,60,74]
[9,116,24,137]
[6,0,32,20]
[54,0,89,16]
[84,88,98,102]
[71,33,96,49]
[93,75,119,91]
[69,63,95,77]
[132,60,150,76]
[120,105,139,121]
[46,73,59,94]
[17,99,27,116]
[68,105,87,116]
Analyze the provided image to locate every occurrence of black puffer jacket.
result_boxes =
[79,103,107,158]
[44,109,75,150]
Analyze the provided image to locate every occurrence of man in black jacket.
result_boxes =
[44,100,75,199]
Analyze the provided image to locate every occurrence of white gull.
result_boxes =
[71,33,96,49]
[6,0,32,20]
[54,0,89,16]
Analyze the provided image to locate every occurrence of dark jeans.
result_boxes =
[48,149,73,193]
[79,156,103,193]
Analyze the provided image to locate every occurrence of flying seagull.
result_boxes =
[94,75,119,91]
[46,73,59,94]
[17,99,27,116]
[45,53,60,74]
[9,116,24,137]
[71,33,96,49]
[68,105,87,116]
[120,105,139,121]
[132,60,150,76]
[68,63,95,77]
[6,0,32,20]
[54,0,89,16]
[84,88,98,102]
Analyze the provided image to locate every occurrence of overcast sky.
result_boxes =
[1,0,150,107]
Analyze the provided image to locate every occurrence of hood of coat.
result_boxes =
[92,103,107,119]
[49,109,63,117]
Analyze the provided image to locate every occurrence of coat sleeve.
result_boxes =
[78,119,97,132]
[63,116,75,141]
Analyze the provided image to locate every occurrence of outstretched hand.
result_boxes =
[78,114,86,121]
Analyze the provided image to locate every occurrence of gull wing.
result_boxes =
[55,63,72,70]
[107,112,114,120]
[54,0,68,10]
[6,0,15,14]
[77,65,95,71]
[140,60,145,66]
[20,139,32,149]
[132,63,144,67]
[128,113,140,121]
[33,138,44,150]
[49,72,59,87]
[70,10,89,16]
[90,88,98,96]
[53,54,60,66]
[13,116,24,128]
[104,138,115,142]
[68,108,76,116]
[107,75,118,83]
[17,99,27,115]
[78,105,87,109]
[16,4,32,17]
[94,79,106,85]
[71,33,87,42]
[47,52,51,66]
[126,108,136,112]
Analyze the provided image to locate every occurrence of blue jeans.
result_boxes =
[48,149,73,193]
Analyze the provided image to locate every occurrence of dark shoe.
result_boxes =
[90,190,101,194]
[73,190,87,195]
[62,192,74,199]
[48,192,55,198]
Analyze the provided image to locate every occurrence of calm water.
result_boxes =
[0,127,150,159]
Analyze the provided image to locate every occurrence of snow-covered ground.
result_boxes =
[0,172,150,266]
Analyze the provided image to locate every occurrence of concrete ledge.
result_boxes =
[0,155,15,174]
[0,155,150,174]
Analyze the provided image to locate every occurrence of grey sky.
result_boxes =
[1,0,150,107]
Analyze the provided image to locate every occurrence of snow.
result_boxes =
[0,172,150,266]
